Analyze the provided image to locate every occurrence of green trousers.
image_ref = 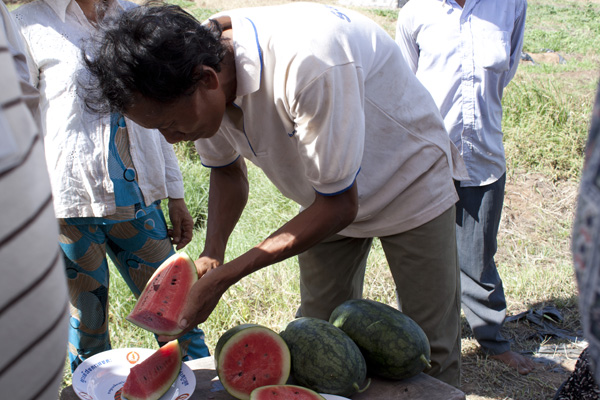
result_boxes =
[298,206,461,388]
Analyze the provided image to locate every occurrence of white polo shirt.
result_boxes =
[195,3,468,237]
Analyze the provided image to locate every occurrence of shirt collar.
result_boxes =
[44,0,71,22]
[43,0,124,23]
[442,0,481,13]
[209,11,262,97]
[440,0,459,12]
[232,16,262,97]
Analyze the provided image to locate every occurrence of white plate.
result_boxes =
[72,348,196,400]
[320,395,351,400]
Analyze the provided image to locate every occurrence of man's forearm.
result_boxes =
[201,157,249,262]
[218,183,359,286]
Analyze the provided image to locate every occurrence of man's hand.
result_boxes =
[195,254,222,276]
[167,198,194,250]
[157,263,229,342]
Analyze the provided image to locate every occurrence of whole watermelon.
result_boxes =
[329,299,431,380]
[280,317,370,397]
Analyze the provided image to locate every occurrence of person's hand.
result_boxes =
[157,265,227,342]
[195,255,222,277]
[167,198,194,250]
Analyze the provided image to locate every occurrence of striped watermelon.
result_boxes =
[250,385,326,399]
[280,318,370,397]
[127,252,197,336]
[121,340,182,400]
[329,299,431,380]
[215,324,291,400]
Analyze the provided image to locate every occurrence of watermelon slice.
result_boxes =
[215,324,292,400]
[127,252,197,335]
[250,385,326,400]
[122,340,182,400]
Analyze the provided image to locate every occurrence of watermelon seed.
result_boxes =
[153,284,160,291]
[157,312,162,316]
[238,372,243,377]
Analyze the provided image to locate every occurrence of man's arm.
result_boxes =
[395,7,419,74]
[504,0,528,87]
[195,156,249,271]
[158,174,359,341]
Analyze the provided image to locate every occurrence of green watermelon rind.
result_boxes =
[280,317,368,397]
[329,299,431,380]
[126,252,197,336]
[215,324,292,400]
[121,340,182,400]
[249,384,327,400]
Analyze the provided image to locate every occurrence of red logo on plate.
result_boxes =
[114,388,123,400]
[126,351,140,364]
[78,392,93,400]
[175,395,190,400]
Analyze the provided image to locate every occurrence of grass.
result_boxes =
[48,0,600,399]
[502,76,591,180]
[523,0,600,57]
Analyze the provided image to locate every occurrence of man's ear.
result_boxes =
[194,65,219,90]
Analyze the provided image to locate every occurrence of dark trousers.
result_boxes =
[455,174,510,355]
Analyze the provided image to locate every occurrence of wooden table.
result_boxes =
[61,356,466,400]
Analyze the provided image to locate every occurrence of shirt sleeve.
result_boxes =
[5,8,39,113]
[395,7,419,74]
[504,0,527,87]
[195,130,240,168]
[289,62,364,195]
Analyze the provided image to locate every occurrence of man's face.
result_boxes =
[125,84,226,144]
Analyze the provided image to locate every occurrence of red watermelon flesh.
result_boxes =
[121,340,182,400]
[215,324,292,400]
[127,252,197,335]
[250,385,326,400]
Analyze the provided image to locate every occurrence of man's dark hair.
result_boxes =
[82,2,227,113]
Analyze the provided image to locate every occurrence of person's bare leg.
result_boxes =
[490,350,536,374]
